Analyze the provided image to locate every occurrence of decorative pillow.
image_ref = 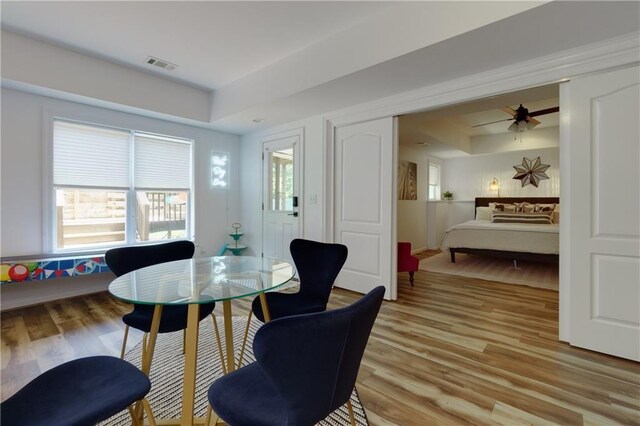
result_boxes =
[534,203,557,213]
[514,202,534,213]
[475,207,492,221]
[492,203,516,212]
[491,211,553,224]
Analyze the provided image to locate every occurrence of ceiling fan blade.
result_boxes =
[471,118,513,128]
[502,106,517,117]
[529,106,559,117]
[526,120,539,131]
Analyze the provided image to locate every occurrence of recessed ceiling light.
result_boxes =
[252,118,265,123]
[416,141,429,146]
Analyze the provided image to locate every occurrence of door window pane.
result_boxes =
[269,148,293,211]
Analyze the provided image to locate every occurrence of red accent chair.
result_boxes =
[397,242,419,287]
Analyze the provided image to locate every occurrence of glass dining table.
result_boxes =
[108,255,296,426]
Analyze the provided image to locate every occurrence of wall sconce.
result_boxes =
[489,177,500,197]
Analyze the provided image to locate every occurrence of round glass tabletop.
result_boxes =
[108,256,296,305]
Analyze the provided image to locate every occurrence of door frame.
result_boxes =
[323,31,639,340]
[261,127,304,258]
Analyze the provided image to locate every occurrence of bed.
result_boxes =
[442,197,560,264]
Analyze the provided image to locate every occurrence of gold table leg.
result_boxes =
[142,305,163,375]
[258,293,271,322]
[181,304,201,426]
[222,300,235,373]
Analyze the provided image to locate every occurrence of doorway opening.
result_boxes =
[395,83,561,302]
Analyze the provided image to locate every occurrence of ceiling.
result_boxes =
[1,2,638,135]
[399,84,560,158]
[0,1,393,90]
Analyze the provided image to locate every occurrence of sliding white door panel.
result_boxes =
[568,65,640,361]
[334,117,393,298]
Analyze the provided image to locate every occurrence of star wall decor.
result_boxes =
[512,156,550,188]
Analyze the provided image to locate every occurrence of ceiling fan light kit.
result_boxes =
[475,104,559,135]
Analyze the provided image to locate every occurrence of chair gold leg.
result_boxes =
[120,325,130,359]
[127,405,142,426]
[237,310,252,369]
[211,313,227,375]
[347,399,356,426]
[142,398,157,426]
[204,404,212,426]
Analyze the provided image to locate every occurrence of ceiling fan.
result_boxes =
[472,104,559,132]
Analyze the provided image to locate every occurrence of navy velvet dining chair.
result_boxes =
[208,286,385,426]
[0,356,155,426]
[105,240,222,363]
[237,238,348,366]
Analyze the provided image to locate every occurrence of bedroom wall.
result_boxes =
[397,145,429,253]
[442,146,560,202]
[1,88,241,308]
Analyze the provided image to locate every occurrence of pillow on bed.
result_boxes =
[491,211,553,224]
[489,203,516,212]
[475,207,492,221]
[533,203,557,213]
[514,202,534,213]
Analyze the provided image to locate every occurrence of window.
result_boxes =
[52,120,192,251]
[428,163,441,200]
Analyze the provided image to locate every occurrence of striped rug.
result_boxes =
[100,316,369,425]
[419,252,558,291]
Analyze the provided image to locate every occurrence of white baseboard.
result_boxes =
[411,246,427,255]
[0,273,114,311]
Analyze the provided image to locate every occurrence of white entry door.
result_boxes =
[333,117,395,300]
[567,65,640,361]
[262,131,302,263]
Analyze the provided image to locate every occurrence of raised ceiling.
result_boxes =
[399,84,560,158]
[1,2,638,135]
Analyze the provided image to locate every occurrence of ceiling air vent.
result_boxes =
[145,56,178,71]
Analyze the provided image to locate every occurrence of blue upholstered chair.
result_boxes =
[208,286,385,426]
[0,356,155,426]
[105,241,220,360]
[238,238,348,366]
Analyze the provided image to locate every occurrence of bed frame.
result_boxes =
[449,197,560,264]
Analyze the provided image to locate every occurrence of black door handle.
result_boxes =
[287,212,299,217]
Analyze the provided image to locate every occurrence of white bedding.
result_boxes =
[441,220,560,254]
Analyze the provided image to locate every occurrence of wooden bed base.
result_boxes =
[449,247,559,264]
[448,197,561,264]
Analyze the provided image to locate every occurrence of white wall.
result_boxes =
[397,145,429,252]
[239,115,326,255]
[1,31,212,123]
[443,146,560,201]
[1,88,241,258]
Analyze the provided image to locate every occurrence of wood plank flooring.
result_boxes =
[2,265,639,425]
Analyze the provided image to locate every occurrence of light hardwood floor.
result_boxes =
[2,265,639,425]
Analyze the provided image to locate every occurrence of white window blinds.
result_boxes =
[53,120,130,188]
[134,134,191,190]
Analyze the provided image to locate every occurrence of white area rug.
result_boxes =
[419,252,559,291]
[100,316,369,425]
